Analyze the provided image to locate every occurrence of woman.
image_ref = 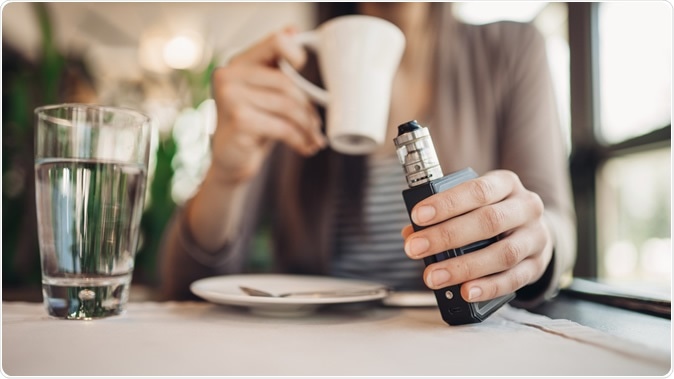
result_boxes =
[158,3,576,309]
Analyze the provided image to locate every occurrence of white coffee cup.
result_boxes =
[279,15,405,155]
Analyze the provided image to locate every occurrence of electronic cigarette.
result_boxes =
[393,120,515,325]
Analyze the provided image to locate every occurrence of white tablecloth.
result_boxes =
[2,301,670,376]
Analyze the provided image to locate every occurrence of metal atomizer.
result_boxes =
[393,120,515,325]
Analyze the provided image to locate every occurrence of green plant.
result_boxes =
[2,3,65,290]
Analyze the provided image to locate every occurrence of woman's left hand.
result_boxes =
[401,170,553,302]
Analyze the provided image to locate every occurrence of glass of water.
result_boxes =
[34,104,152,319]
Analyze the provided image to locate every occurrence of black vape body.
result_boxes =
[402,167,515,325]
[393,120,514,325]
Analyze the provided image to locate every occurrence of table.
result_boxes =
[2,300,670,376]
[532,291,671,355]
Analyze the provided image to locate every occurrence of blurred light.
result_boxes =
[641,238,672,275]
[453,2,547,24]
[598,2,671,143]
[199,99,217,135]
[170,100,214,205]
[139,33,171,74]
[597,148,671,289]
[163,32,204,70]
[139,28,205,72]
[144,99,180,136]
[604,241,638,277]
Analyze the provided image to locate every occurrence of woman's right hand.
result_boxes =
[209,27,326,185]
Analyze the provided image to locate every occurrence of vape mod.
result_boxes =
[393,120,515,325]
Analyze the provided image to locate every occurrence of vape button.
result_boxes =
[444,290,454,299]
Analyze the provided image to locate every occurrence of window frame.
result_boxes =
[567,2,672,278]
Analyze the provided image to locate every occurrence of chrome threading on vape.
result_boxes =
[393,123,444,187]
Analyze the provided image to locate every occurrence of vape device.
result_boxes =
[393,120,515,325]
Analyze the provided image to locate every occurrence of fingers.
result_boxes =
[421,221,552,301]
[422,222,546,286]
[410,170,518,226]
[403,170,544,260]
[235,64,312,108]
[401,224,415,239]
[460,257,541,302]
[212,65,325,155]
[404,193,543,259]
[403,169,553,303]
[242,80,324,146]
[226,94,321,156]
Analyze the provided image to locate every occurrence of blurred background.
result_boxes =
[2,2,671,300]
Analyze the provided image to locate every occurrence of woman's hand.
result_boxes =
[209,27,326,185]
[401,170,553,302]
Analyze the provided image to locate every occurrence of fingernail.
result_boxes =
[468,287,482,301]
[405,238,429,257]
[413,205,436,224]
[427,269,451,288]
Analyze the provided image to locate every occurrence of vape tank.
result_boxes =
[394,120,514,325]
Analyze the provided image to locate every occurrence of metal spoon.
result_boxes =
[239,285,386,298]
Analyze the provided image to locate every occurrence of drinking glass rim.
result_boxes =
[34,103,151,126]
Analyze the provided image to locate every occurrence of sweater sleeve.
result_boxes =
[156,154,272,300]
[491,22,577,308]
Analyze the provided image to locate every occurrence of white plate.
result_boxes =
[382,291,437,307]
[190,274,389,317]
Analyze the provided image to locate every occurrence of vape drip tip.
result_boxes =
[393,120,444,187]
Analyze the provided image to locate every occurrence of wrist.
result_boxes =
[205,161,255,188]
[186,169,251,253]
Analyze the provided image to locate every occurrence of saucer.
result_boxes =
[382,290,437,307]
[190,274,389,317]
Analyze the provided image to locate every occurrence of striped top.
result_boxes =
[331,154,426,290]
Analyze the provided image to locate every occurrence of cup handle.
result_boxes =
[278,31,329,106]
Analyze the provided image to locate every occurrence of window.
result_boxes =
[597,148,671,289]
[569,2,671,296]
[597,2,671,144]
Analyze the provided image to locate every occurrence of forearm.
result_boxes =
[157,166,264,300]
[157,211,216,300]
[187,166,251,253]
